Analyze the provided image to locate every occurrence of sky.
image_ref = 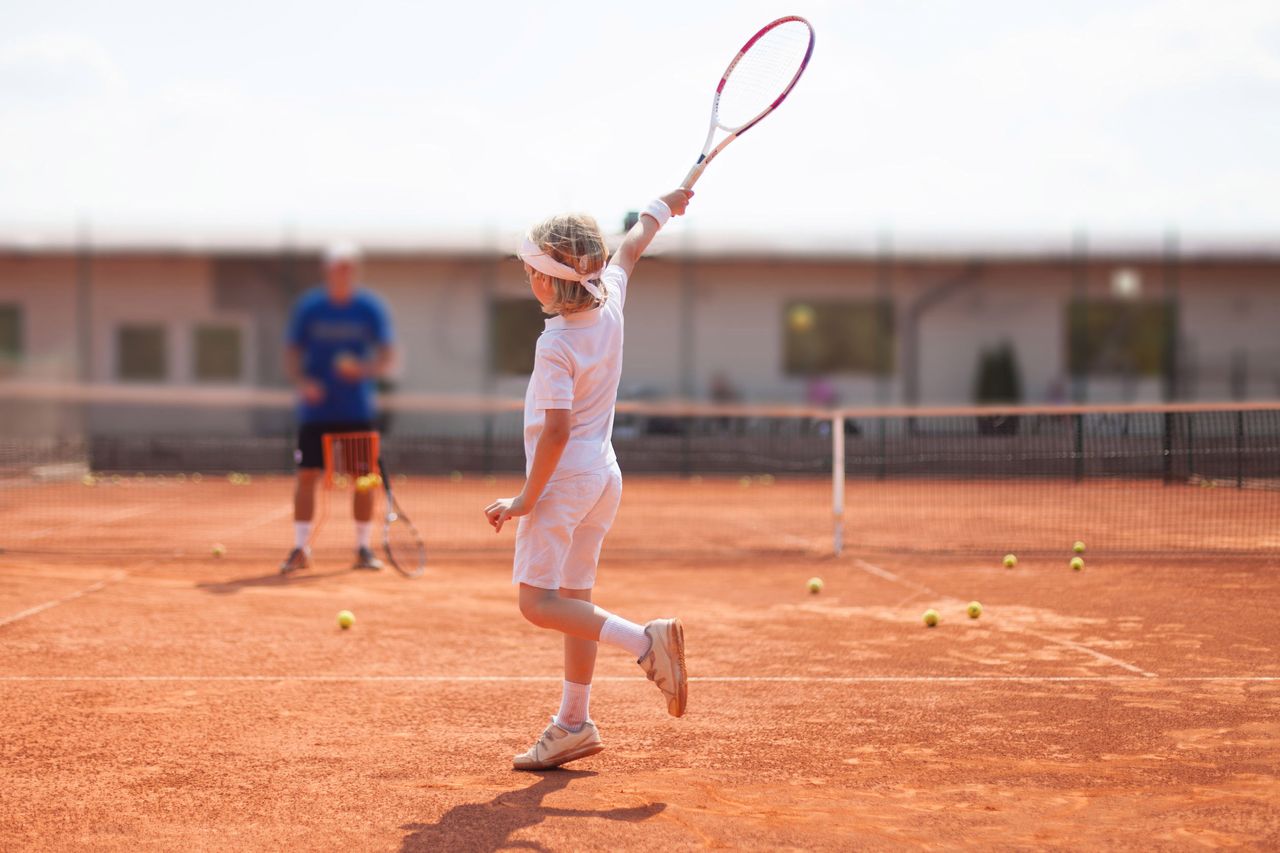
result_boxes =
[2,0,1279,242]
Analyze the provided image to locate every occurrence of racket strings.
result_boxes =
[385,511,425,573]
[716,21,812,130]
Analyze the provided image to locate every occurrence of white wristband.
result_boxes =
[641,198,672,227]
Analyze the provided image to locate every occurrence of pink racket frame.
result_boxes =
[681,15,815,190]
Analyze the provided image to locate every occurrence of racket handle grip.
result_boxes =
[681,160,707,190]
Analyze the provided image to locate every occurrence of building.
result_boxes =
[2,229,1279,408]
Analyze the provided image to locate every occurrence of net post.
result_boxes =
[876,417,887,480]
[832,411,845,556]
[1162,412,1173,486]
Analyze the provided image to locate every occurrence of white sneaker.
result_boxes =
[513,718,604,771]
[638,618,688,717]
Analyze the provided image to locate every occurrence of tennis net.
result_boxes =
[1,381,1277,561]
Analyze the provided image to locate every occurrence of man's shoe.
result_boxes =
[279,547,310,575]
[638,618,687,717]
[353,546,384,571]
[513,718,604,771]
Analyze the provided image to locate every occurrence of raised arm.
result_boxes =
[609,188,693,279]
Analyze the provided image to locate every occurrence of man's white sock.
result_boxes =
[554,680,591,732]
[355,522,372,549]
[598,613,651,660]
[294,521,311,550]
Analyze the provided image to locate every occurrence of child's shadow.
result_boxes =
[399,770,665,853]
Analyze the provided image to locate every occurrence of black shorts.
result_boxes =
[295,421,379,469]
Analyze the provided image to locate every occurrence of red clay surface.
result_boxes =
[5,474,1279,559]
[2,478,1279,850]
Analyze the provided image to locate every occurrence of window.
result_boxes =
[0,305,20,359]
[194,325,243,381]
[117,325,167,381]
[784,300,894,375]
[1067,300,1175,376]
[490,299,546,375]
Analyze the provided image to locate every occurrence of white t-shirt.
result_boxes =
[523,264,627,482]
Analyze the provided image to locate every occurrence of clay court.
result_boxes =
[2,475,1278,851]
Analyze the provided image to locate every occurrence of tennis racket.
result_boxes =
[378,460,426,579]
[682,16,815,190]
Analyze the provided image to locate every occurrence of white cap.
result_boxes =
[324,240,362,267]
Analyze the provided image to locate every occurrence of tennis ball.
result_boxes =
[211,543,225,558]
[1003,553,1017,569]
[1070,557,1084,572]
[81,474,96,487]
[789,303,816,332]
[967,601,983,619]
[337,610,355,630]
[354,475,371,491]
[807,577,824,594]
[1073,541,1086,554]
[923,608,939,627]
[449,471,463,483]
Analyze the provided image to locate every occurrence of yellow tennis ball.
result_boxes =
[354,475,371,491]
[807,577,824,594]
[1070,557,1084,572]
[449,471,463,483]
[211,544,225,558]
[923,608,939,627]
[337,610,355,630]
[967,601,983,619]
[789,303,816,332]
[1003,553,1017,569]
[1073,540,1086,554]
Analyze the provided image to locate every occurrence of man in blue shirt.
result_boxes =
[280,242,395,573]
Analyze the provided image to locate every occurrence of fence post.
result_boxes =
[1236,410,1245,488]
[832,411,846,556]
[1073,413,1085,482]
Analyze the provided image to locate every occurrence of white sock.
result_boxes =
[599,613,651,660]
[294,521,312,550]
[554,680,591,732]
[355,522,372,549]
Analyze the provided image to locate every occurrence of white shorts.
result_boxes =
[512,463,623,590]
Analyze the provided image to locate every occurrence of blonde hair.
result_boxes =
[527,213,609,315]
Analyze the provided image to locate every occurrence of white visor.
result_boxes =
[518,236,604,301]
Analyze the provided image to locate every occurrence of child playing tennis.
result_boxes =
[484,188,692,771]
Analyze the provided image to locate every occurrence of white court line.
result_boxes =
[0,674,1275,684]
[852,558,1159,679]
[0,572,126,629]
